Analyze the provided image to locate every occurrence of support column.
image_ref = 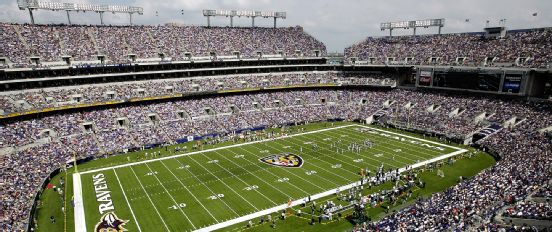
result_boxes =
[413,27,416,36]
[28,9,35,24]
[66,11,72,25]
[389,28,393,37]
[207,16,211,27]
[129,13,133,25]
[99,12,104,25]
[230,16,233,27]
[498,71,505,92]
[252,17,255,27]
[273,17,277,28]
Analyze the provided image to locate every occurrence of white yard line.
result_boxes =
[79,124,356,175]
[129,166,172,232]
[173,158,241,217]
[159,160,220,223]
[144,163,196,230]
[194,148,468,232]
[73,173,87,232]
[210,150,279,205]
[113,169,143,232]
[186,153,260,212]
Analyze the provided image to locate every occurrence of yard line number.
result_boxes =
[168,203,187,210]
[207,194,225,200]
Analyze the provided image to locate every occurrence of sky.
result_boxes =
[1,0,551,52]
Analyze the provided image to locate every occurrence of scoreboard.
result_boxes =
[415,67,527,94]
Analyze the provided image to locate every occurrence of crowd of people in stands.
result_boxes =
[385,89,552,140]
[3,23,552,69]
[0,23,326,67]
[368,129,551,231]
[0,72,396,115]
[1,86,551,231]
[533,184,552,198]
[345,29,552,68]
[503,201,552,220]
[361,96,552,231]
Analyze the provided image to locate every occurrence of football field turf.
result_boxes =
[73,123,466,231]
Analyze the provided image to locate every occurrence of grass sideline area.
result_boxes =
[33,121,496,232]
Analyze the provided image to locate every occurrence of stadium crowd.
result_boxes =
[1,88,551,231]
[345,29,552,68]
[503,201,552,220]
[0,23,326,67]
[0,72,396,115]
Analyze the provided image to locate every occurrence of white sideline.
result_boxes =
[73,173,87,232]
[78,124,356,175]
[195,148,468,232]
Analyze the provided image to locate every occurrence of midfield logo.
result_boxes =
[95,212,128,232]
[259,153,303,168]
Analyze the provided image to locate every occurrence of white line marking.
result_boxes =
[210,150,278,205]
[186,154,260,211]
[129,166,172,232]
[173,158,240,217]
[73,173,87,232]
[113,169,142,232]
[79,125,356,175]
[159,160,220,223]
[144,163,196,229]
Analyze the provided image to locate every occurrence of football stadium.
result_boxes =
[1,0,552,231]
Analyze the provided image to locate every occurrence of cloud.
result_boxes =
[1,0,550,51]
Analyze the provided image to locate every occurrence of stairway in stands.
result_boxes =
[368,109,390,124]
[471,124,503,143]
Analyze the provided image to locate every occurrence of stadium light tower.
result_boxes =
[17,0,143,25]
[203,9,286,28]
[381,18,445,36]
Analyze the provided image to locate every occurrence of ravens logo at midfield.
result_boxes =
[259,153,303,168]
[95,212,128,232]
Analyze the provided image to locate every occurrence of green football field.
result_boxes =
[72,123,466,232]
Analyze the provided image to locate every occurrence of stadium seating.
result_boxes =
[0,72,396,115]
[0,23,326,67]
[1,88,551,231]
[345,29,552,68]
